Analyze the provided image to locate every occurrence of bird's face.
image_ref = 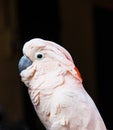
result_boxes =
[18,39,75,85]
[19,39,59,73]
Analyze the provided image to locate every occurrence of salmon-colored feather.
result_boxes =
[19,38,107,130]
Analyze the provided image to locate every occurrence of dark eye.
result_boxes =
[35,53,44,60]
[37,54,43,59]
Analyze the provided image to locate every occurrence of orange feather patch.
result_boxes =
[74,66,82,82]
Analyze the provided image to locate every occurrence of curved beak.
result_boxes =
[18,55,32,73]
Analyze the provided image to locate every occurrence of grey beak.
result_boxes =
[18,55,32,73]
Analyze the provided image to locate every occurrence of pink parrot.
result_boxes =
[18,38,107,130]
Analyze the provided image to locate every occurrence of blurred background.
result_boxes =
[0,0,113,129]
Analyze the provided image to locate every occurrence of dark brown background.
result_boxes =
[0,0,113,129]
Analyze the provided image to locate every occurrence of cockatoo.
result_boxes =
[18,38,107,130]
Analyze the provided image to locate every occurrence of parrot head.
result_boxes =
[18,38,82,87]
